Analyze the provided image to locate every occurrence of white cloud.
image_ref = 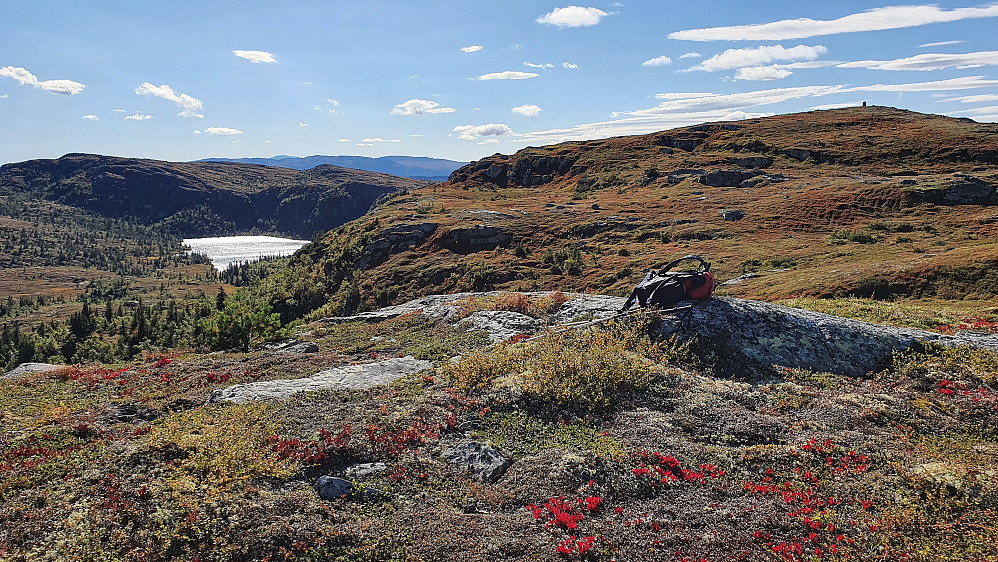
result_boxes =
[0,94,7,99]
[537,6,610,28]
[453,123,514,140]
[357,143,374,147]
[512,104,542,116]
[337,138,352,142]
[524,62,555,69]
[125,113,155,120]
[479,138,501,144]
[952,104,998,115]
[478,70,539,80]
[82,114,99,120]
[691,44,828,72]
[670,5,998,41]
[193,130,202,134]
[233,50,276,63]
[205,127,243,135]
[391,98,456,115]
[943,93,998,103]
[642,55,673,67]
[135,82,203,118]
[460,45,483,53]
[734,66,794,81]
[362,137,401,143]
[848,75,998,92]
[562,62,580,69]
[919,40,965,48]
[112,109,127,113]
[299,122,308,127]
[0,66,85,95]
[327,98,340,106]
[680,52,702,59]
[839,50,998,71]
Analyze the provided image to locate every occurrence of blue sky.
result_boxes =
[3,1,998,165]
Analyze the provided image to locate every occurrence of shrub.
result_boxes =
[447,320,657,411]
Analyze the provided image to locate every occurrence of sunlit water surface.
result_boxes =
[183,235,309,271]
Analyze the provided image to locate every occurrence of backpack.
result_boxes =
[620,255,715,312]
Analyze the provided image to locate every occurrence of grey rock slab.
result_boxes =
[441,441,513,483]
[655,297,998,378]
[2,362,63,380]
[262,339,319,353]
[459,310,539,343]
[206,356,432,404]
[553,294,627,323]
[319,293,477,325]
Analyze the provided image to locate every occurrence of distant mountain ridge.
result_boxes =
[200,155,467,181]
[0,153,431,238]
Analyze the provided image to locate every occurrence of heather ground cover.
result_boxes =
[2,294,996,561]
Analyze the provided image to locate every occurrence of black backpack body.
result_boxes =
[620,255,715,312]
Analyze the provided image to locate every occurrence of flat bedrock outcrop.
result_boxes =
[207,356,432,404]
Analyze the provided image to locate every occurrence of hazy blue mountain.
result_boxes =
[200,155,466,181]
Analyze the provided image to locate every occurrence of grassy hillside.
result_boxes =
[259,107,998,322]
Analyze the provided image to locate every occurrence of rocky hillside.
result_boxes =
[0,154,431,238]
[259,106,998,322]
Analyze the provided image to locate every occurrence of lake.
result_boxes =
[183,235,310,271]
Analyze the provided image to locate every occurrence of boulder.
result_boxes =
[441,441,513,483]
[459,310,539,342]
[727,157,772,169]
[206,356,432,404]
[262,339,319,353]
[719,209,746,221]
[700,170,763,188]
[315,475,387,501]
[2,362,63,380]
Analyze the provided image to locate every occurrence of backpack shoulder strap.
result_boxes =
[659,254,711,273]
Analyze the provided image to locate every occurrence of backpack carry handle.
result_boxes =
[658,254,711,274]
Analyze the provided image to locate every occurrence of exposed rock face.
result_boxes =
[2,362,62,380]
[358,222,438,268]
[699,170,763,188]
[449,152,578,188]
[719,209,746,221]
[262,340,320,353]
[654,297,998,378]
[458,310,539,342]
[206,356,432,404]
[439,225,511,253]
[666,169,706,184]
[782,148,828,163]
[944,175,996,204]
[440,441,513,483]
[728,157,773,169]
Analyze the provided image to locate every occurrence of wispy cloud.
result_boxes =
[919,40,965,48]
[391,98,456,115]
[942,93,998,103]
[512,104,542,116]
[524,62,555,69]
[82,114,99,120]
[233,50,276,63]
[680,52,702,59]
[460,45,483,53]
[520,76,998,144]
[562,62,580,69]
[536,6,610,28]
[669,4,998,41]
[453,123,513,140]
[690,45,828,72]
[362,137,401,143]
[125,113,155,120]
[478,71,539,80]
[205,127,243,135]
[642,55,673,67]
[0,66,85,95]
[337,138,352,142]
[299,122,308,127]
[135,82,203,118]
[839,50,998,71]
